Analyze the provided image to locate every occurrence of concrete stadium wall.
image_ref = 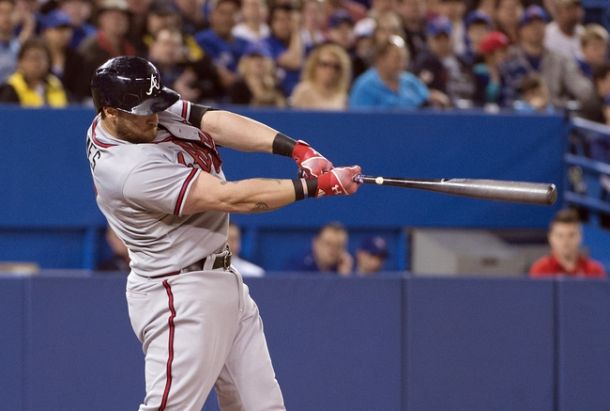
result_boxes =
[0,108,567,270]
[1,274,608,411]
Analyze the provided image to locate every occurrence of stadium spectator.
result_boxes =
[544,0,584,62]
[300,0,326,52]
[0,0,34,83]
[173,0,207,36]
[355,235,389,276]
[228,222,265,277]
[326,10,355,51]
[413,16,474,107]
[0,38,68,107]
[462,10,493,64]
[57,0,96,50]
[353,0,399,40]
[350,35,448,109]
[472,30,509,107]
[500,5,593,108]
[578,24,609,79]
[513,74,555,112]
[79,0,136,99]
[40,10,89,103]
[285,222,353,276]
[529,208,606,279]
[195,0,248,89]
[228,42,285,106]
[97,226,130,272]
[232,0,270,43]
[149,28,224,104]
[264,4,305,96]
[396,0,427,62]
[436,0,467,56]
[140,1,204,62]
[579,63,610,124]
[324,0,367,23]
[493,0,522,44]
[290,42,351,109]
[126,0,154,55]
[474,0,495,17]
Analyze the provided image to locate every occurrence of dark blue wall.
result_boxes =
[0,108,567,270]
[1,274,608,411]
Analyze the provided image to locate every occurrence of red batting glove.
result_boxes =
[316,165,362,197]
[292,140,333,178]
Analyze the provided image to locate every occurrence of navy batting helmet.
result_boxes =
[91,56,179,115]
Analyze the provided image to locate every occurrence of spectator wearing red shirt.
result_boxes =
[529,208,606,279]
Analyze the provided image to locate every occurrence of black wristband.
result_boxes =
[272,133,297,157]
[292,178,305,201]
[188,103,215,129]
[292,178,318,200]
[306,178,318,198]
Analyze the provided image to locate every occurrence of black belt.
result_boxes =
[146,253,232,279]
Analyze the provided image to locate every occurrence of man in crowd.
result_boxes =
[529,208,606,278]
[286,222,353,275]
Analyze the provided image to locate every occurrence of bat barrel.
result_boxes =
[356,176,557,205]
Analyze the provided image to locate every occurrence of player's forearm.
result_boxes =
[202,110,277,153]
[183,175,313,215]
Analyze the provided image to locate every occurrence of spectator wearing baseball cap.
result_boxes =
[544,0,584,62]
[57,0,96,50]
[412,16,474,107]
[40,10,89,102]
[472,31,509,107]
[326,10,355,51]
[499,4,593,108]
[436,0,468,56]
[355,235,389,276]
[462,10,493,64]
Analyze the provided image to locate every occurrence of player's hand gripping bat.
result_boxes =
[353,175,557,205]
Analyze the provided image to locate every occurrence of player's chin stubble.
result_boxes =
[116,119,157,144]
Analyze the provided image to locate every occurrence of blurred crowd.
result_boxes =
[0,0,609,122]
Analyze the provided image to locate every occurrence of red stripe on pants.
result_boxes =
[159,280,177,411]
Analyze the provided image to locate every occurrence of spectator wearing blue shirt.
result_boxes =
[58,0,97,50]
[264,4,304,97]
[350,35,447,109]
[285,222,353,276]
[195,0,249,89]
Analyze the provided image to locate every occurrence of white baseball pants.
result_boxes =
[126,267,285,411]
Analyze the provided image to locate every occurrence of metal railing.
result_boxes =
[566,117,610,225]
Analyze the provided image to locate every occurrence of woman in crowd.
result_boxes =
[290,42,351,110]
[0,38,68,107]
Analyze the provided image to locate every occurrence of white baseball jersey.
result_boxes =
[86,100,227,277]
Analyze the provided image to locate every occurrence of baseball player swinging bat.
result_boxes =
[353,175,557,205]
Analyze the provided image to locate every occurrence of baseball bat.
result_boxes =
[353,175,557,205]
